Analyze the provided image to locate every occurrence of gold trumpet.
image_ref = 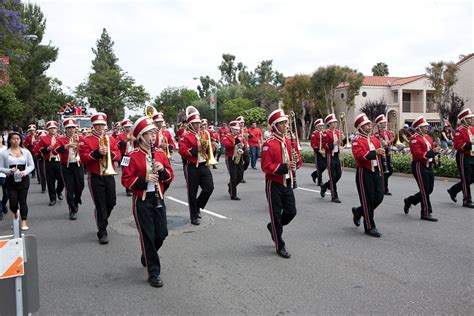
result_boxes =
[70,133,81,163]
[197,130,218,167]
[100,131,117,176]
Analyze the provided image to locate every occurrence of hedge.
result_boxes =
[300,150,459,178]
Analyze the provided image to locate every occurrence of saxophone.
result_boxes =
[233,137,244,165]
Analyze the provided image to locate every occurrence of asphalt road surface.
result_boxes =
[0,153,472,314]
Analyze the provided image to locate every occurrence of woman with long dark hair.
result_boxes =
[0,132,35,230]
[0,135,7,220]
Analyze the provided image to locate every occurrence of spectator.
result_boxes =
[248,122,263,169]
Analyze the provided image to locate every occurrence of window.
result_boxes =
[362,91,367,97]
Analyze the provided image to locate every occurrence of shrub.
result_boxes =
[300,150,459,178]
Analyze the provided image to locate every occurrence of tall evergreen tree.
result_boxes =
[76,28,149,124]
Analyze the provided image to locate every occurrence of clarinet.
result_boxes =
[149,140,163,209]
[376,126,390,174]
[289,131,298,189]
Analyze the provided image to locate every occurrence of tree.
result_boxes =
[426,61,458,123]
[371,62,389,76]
[196,75,217,99]
[221,97,254,122]
[283,75,312,139]
[154,87,199,124]
[0,83,25,122]
[311,65,348,114]
[76,28,149,124]
[442,93,465,129]
[241,107,267,125]
[218,53,238,85]
[359,97,387,121]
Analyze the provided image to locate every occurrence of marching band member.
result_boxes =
[111,122,121,139]
[175,121,187,143]
[221,121,244,200]
[236,116,250,183]
[178,107,214,225]
[217,122,229,162]
[374,114,394,195]
[201,119,219,169]
[153,112,176,159]
[351,114,386,237]
[117,119,135,196]
[34,130,47,192]
[121,116,174,288]
[403,116,440,221]
[310,119,326,186]
[53,119,85,220]
[23,124,37,179]
[447,109,474,208]
[320,114,343,203]
[34,121,64,206]
[79,113,122,244]
[261,109,302,259]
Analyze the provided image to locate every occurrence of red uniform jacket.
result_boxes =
[310,130,323,150]
[351,135,383,172]
[409,133,435,167]
[374,129,393,155]
[217,127,229,140]
[79,132,121,175]
[261,134,302,186]
[155,129,176,150]
[53,135,85,167]
[23,133,36,152]
[178,130,200,165]
[175,127,186,141]
[322,129,343,156]
[116,133,128,156]
[121,147,174,200]
[221,134,244,158]
[453,125,474,155]
[34,134,61,161]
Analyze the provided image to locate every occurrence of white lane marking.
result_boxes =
[166,196,230,219]
[297,186,332,196]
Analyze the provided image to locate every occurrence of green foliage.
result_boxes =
[77,28,149,124]
[0,84,25,122]
[241,107,267,125]
[221,97,254,122]
[300,150,458,178]
[154,87,199,123]
[371,62,389,76]
[426,61,459,123]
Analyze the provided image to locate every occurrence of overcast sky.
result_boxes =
[33,0,473,99]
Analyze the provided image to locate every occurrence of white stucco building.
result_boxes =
[334,75,438,133]
[453,53,474,109]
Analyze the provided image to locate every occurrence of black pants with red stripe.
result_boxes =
[37,158,46,191]
[45,160,64,202]
[226,157,243,198]
[354,167,383,231]
[184,162,214,221]
[89,173,116,239]
[407,161,434,216]
[382,154,393,193]
[133,193,168,278]
[62,163,85,213]
[449,152,473,204]
[322,152,342,198]
[266,179,297,251]
[311,151,327,185]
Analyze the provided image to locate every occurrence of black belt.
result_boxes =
[9,164,25,171]
[49,157,58,162]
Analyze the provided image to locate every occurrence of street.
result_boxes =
[0,153,472,314]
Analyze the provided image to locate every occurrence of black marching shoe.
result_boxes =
[277,247,291,259]
[463,202,474,209]
[57,193,63,200]
[41,190,46,194]
[351,207,361,227]
[49,200,56,206]
[148,275,164,288]
[331,197,341,203]
[311,171,318,183]
[447,189,457,203]
[364,229,381,237]
[317,181,323,186]
[141,254,146,267]
[212,165,217,169]
[0,212,3,221]
[126,191,133,197]
[99,235,109,244]
[266,223,274,241]
[69,211,77,220]
[240,179,246,183]
[420,214,438,222]
[320,185,327,198]
[384,191,392,196]
[191,218,201,226]
[231,196,241,201]
[403,198,411,214]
